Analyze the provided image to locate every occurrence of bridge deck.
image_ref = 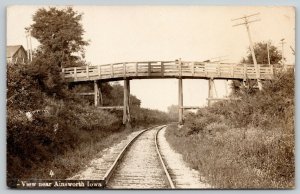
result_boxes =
[62,60,284,82]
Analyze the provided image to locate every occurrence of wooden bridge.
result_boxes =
[62,59,290,125]
[62,60,275,82]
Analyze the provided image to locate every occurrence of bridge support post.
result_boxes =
[94,81,103,107]
[123,79,131,125]
[98,81,103,106]
[94,81,100,107]
[257,79,263,91]
[178,78,183,125]
[208,78,214,107]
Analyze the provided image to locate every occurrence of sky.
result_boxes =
[7,6,295,112]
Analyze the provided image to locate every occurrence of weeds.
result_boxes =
[165,70,294,188]
[7,62,172,184]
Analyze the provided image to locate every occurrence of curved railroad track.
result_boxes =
[69,124,209,189]
[103,125,175,189]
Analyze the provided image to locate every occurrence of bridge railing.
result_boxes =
[62,61,292,82]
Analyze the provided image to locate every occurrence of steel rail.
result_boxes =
[101,125,160,188]
[155,125,175,189]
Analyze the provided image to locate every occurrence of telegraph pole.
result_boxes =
[25,30,30,61]
[280,38,286,70]
[29,30,33,62]
[232,13,262,90]
[25,28,33,62]
[267,42,271,66]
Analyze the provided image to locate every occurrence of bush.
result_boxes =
[7,62,172,181]
[165,70,294,188]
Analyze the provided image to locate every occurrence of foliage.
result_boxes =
[165,70,294,188]
[70,82,141,107]
[30,7,88,68]
[242,41,282,65]
[7,83,124,181]
[7,62,170,182]
[130,107,171,127]
[101,83,141,107]
[7,7,172,184]
[167,105,179,121]
[232,41,283,94]
[27,7,88,95]
[7,63,44,111]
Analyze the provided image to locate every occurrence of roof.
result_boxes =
[6,45,26,58]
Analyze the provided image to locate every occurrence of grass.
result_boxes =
[165,70,294,189]
[165,124,294,189]
[21,127,137,179]
[7,100,170,186]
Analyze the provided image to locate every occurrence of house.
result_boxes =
[6,45,27,64]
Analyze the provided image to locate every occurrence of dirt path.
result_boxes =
[158,126,211,188]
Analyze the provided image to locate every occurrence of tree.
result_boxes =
[103,83,141,107]
[7,63,44,111]
[27,7,88,96]
[232,41,282,95]
[70,82,141,107]
[167,105,179,121]
[242,41,282,65]
[30,7,88,68]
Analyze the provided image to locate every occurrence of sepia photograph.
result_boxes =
[6,5,295,189]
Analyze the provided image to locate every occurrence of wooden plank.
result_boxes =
[208,79,213,107]
[123,63,126,78]
[148,62,151,76]
[178,78,183,124]
[94,81,99,107]
[270,65,274,75]
[179,59,182,77]
[243,64,247,80]
[76,92,94,96]
[97,106,123,110]
[123,79,130,124]
[180,106,201,109]
[135,63,138,76]
[160,62,164,77]
[74,67,77,81]
[86,66,89,79]
[62,68,65,76]
[111,64,114,78]
[207,97,241,101]
[99,82,103,106]
[98,65,101,78]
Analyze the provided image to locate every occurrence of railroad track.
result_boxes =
[69,124,209,189]
[103,125,175,189]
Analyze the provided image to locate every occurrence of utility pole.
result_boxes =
[280,38,286,70]
[29,30,33,62]
[25,28,33,62]
[232,13,262,90]
[25,30,30,61]
[267,42,271,66]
